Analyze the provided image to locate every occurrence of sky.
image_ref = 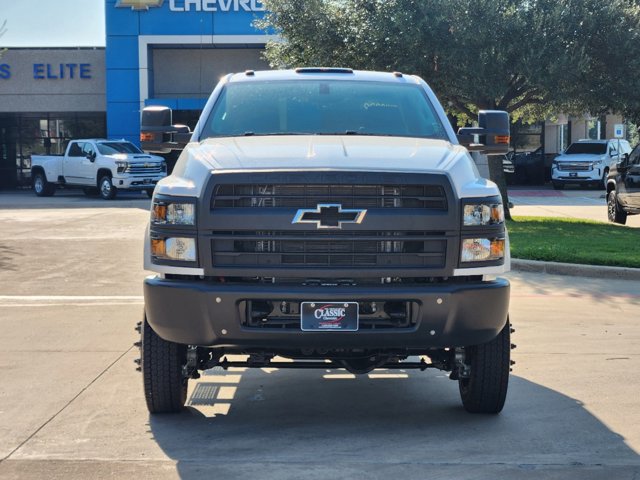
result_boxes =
[0,0,105,47]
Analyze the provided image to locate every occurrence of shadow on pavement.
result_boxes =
[509,271,640,306]
[0,244,21,272]
[148,368,640,478]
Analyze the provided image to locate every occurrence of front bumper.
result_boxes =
[552,167,602,183]
[144,277,510,350]
[113,175,165,190]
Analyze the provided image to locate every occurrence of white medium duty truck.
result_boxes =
[31,139,167,199]
[137,68,514,414]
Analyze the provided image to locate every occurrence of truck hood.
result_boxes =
[106,153,164,163]
[185,136,458,171]
[161,135,496,199]
[554,153,605,162]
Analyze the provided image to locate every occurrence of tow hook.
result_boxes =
[182,346,201,379]
[450,348,470,380]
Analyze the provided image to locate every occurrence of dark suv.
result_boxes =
[607,145,640,224]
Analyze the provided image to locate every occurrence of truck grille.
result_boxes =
[212,184,447,210]
[212,231,447,268]
[125,163,164,175]
[557,163,592,172]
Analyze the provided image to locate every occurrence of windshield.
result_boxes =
[96,142,143,155]
[565,143,607,155]
[200,80,449,140]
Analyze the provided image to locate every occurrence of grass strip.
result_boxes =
[507,216,640,268]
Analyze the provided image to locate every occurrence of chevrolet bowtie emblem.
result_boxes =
[115,0,164,10]
[292,204,367,229]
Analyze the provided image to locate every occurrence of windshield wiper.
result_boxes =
[317,131,395,136]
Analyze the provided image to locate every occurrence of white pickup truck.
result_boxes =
[31,139,167,199]
[139,68,514,415]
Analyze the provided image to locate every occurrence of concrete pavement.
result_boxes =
[0,189,639,479]
[508,185,640,227]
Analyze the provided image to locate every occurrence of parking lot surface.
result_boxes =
[0,189,639,479]
[508,185,640,227]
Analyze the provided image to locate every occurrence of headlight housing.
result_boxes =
[461,238,505,263]
[460,196,506,266]
[151,237,197,262]
[116,161,128,174]
[463,203,504,226]
[152,201,196,225]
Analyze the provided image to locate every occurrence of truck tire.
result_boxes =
[458,321,510,414]
[141,314,188,413]
[33,171,55,197]
[607,189,627,225]
[98,175,117,200]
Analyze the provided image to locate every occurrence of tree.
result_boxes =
[258,0,640,215]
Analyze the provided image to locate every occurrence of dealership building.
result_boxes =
[0,0,626,188]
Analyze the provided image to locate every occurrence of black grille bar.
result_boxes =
[212,231,446,268]
[212,184,447,210]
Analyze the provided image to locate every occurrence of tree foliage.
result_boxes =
[258,0,640,123]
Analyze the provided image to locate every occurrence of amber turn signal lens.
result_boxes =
[490,238,505,258]
[495,135,510,145]
[152,203,167,224]
[151,238,166,257]
[140,132,154,142]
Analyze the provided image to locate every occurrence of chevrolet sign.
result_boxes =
[116,0,265,11]
[116,0,164,9]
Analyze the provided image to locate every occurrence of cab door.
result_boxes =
[79,142,98,183]
[625,146,640,208]
[62,141,85,184]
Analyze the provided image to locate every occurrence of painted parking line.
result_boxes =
[0,295,144,307]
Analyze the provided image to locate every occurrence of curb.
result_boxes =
[511,259,640,281]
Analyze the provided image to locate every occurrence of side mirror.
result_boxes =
[457,110,510,156]
[140,106,192,154]
[87,151,96,162]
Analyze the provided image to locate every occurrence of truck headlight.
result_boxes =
[461,238,505,263]
[151,237,197,262]
[463,203,504,226]
[116,161,129,174]
[152,202,195,225]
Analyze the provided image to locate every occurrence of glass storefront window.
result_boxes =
[0,112,106,188]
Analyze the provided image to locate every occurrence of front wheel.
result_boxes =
[98,175,117,200]
[458,321,510,414]
[141,314,188,413]
[607,189,627,225]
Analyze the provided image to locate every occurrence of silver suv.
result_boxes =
[552,139,631,190]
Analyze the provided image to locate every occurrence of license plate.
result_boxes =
[569,173,577,177]
[301,302,359,331]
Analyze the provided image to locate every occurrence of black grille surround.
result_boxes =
[198,171,462,279]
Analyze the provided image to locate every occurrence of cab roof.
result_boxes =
[227,68,422,85]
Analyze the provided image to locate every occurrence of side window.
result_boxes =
[630,146,640,165]
[68,142,84,157]
[82,143,95,158]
